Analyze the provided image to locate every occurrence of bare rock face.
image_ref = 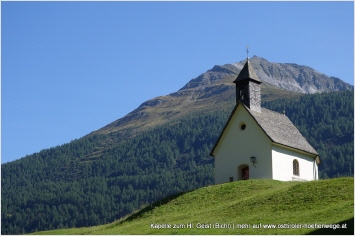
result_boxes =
[232,56,353,94]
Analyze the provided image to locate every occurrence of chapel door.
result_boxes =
[242,166,249,180]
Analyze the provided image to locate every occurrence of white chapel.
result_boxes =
[210,58,320,183]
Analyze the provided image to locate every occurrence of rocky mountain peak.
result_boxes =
[230,56,353,94]
[92,56,353,136]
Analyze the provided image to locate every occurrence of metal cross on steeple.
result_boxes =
[246,45,249,60]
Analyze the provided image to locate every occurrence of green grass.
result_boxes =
[32,177,354,235]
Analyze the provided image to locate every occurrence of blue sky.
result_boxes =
[1,1,354,164]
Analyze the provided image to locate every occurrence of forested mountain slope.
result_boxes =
[1,90,353,234]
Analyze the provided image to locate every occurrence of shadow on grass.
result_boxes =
[307,218,354,235]
[117,190,191,224]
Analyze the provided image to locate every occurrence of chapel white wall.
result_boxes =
[214,106,273,184]
[271,145,318,181]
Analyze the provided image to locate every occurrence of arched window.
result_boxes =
[293,159,299,176]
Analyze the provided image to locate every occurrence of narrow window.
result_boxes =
[229,177,233,182]
[293,159,299,176]
[240,86,245,100]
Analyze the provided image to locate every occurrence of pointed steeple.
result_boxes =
[233,58,261,84]
[233,58,262,112]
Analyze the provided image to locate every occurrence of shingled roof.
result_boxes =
[210,102,319,160]
[246,105,318,156]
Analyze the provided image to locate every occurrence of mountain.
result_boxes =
[89,55,352,139]
[32,177,354,235]
[1,57,353,234]
[233,56,352,93]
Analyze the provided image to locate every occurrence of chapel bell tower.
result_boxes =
[233,57,262,112]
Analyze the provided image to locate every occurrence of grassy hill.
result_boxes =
[33,177,354,235]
